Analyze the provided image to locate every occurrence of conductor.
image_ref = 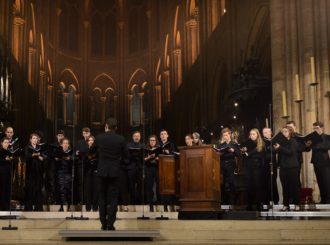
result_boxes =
[95,118,128,230]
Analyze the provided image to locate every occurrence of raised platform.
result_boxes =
[1,215,330,244]
[59,229,160,240]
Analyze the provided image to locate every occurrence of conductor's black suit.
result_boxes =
[95,130,128,230]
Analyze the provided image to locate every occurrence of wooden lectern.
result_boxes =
[158,154,179,196]
[178,145,220,212]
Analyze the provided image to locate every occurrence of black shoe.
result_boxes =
[101,224,106,230]
[106,225,115,231]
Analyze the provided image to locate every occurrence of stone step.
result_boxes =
[1,220,330,242]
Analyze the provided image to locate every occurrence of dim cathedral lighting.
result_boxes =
[0,0,330,242]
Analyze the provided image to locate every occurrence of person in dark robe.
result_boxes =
[0,138,13,211]
[145,135,161,212]
[216,127,241,206]
[274,126,301,211]
[241,128,265,211]
[84,135,99,211]
[308,121,330,204]
[24,133,45,211]
[55,137,73,212]
[262,127,279,205]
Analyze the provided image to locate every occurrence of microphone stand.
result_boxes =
[268,104,275,219]
[66,114,78,220]
[138,113,150,220]
[2,155,18,230]
[75,155,88,220]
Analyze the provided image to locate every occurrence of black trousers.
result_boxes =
[0,165,11,211]
[57,172,72,205]
[25,178,43,211]
[245,164,263,207]
[98,176,120,228]
[314,163,330,204]
[263,163,279,204]
[221,160,236,205]
[75,162,84,204]
[45,159,56,204]
[280,167,300,206]
[119,167,138,205]
[85,168,98,211]
[145,165,160,205]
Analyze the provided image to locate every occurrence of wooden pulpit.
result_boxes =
[158,154,179,196]
[178,145,220,211]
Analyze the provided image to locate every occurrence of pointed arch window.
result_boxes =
[131,85,141,126]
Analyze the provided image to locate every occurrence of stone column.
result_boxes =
[11,16,24,64]
[113,95,118,118]
[63,92,68,125]
[128,94,133,126]
[47,85,53,119]
[28,47,36,87]
[100,96,106,125]
[139,92,144,124]
[185,18,199,67]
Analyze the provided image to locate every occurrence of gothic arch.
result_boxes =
[59,68,79,92]
[91,73,116,93]
[128,68,148,92]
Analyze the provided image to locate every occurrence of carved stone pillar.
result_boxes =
[113,95,118,118]
[11,16,24,64]
[100,96,106,125]
[185,19,199,67]
[139,92,144,124]
[39,70,47,109]
[28,47,36,87]
[63,92,68,125]
[155,84,161,119]
[128,94,133,126]
[47,85,53,119]
[173,48,182,91]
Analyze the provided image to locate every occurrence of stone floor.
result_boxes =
[0,212,330,244]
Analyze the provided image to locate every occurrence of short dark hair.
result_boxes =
[132,131,141,136]
[286,120,296,126]
[313,121,324,128]
[105,118,118,130]
[56,130,65,136]
[1,137,9,143]
[82,127,90,133]
[160,129,168,134]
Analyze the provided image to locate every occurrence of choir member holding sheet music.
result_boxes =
[121,131,144,210]
[241,129,265,211]
[273,126,301,211]
[215,127,241,205]
[0,138,13,211]
[24,133,45,211]
[306,122,330,204]
[54,138,73,212]
[262,127,279,205]
[145,135,161,211]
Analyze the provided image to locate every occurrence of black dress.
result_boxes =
[217,141,241,205]
[277,138,300,207]
[310,134,330,204]
[24,144,45,211]
[0,148,12,210]
[243,141,265,209]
